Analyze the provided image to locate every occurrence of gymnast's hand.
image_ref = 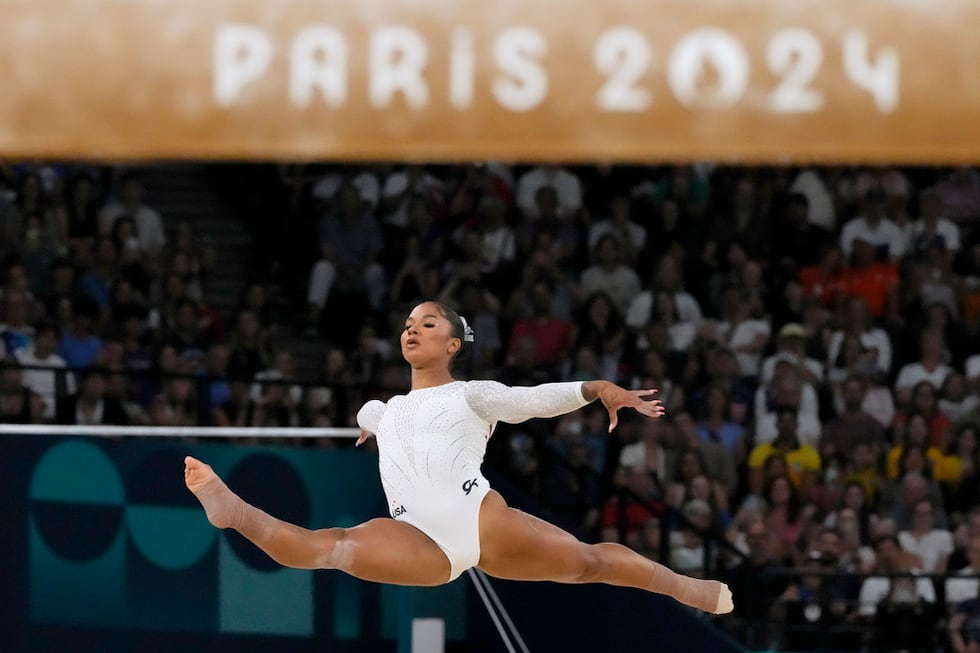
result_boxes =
[584,381,665,432]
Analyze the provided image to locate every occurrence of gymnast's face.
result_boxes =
[401,302,460,368]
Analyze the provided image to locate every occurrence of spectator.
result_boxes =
[748,408,822,496]
[942,373,980,423]
[577,235,641,316]
[626,252,705,332]
[0,358,44,423]
[909,187,962,263]
[76,236,118,310]
[57,296,103,369]
[99,172,167,263]
[699,283,771,381]
[894,381,954,451]
[0,287,36,356]
[539,438,601,538]
[15,320,74,421]
[56,366,129,425]
[839,186,906,262]
[672,409,737,497]
[306,182,385,336]
[670,498,715,578]
[569,292,627,382]
[62,172,101,261]
[857,535,939,651]
[754,363,822,446]
[506,278,572,368]
[515,165,582,221]
[894,328,953,406]
[821,375,887,461]
[761,322,825,388]
[826,296,893,380]
[761,474,808,564]
[696,382,747,461]
[600,465,662,548]
[722,517,792,649]
[587,193,646,265]
[898,497,953,574]
[226,308,270,382]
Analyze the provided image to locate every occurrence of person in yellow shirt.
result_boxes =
[748,408,822,496]
[886,412,960,484]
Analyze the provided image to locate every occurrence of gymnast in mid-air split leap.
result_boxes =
[184,300,733,615]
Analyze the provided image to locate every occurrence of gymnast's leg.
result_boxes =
[476,490,733,614]
[184,456,451,586]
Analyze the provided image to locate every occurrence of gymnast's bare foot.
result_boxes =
[713,582,734,614]
[184,456,243,529]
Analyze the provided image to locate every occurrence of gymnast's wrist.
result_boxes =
[581,380,610,403]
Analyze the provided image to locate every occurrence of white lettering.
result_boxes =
[213,24,273,107]
[289,26,348,108]
[767,29,824,113]
[492,26,548,112]
[594,27,652,112]
[843,30,899,112]
[369,26,429,109]
[668,29,748,109]
[449,27,475,110]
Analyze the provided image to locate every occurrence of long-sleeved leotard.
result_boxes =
[356,380,590,579]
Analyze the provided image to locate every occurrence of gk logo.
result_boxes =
[462,478,479,495]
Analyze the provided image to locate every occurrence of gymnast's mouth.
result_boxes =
[405,338,420,347]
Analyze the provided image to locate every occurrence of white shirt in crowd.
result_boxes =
[967,354,980,382]
[579,266,642,317]
[898,529,954,574]
[716,319,771,379]
[760,352,825,386]
[100,203,167,251]
[894,362,952,394]
[858,576,936,617]
[312,171,381,208]
[587,220,648,252]
[15,347,75,420]
[827,328,893,377]
[789,169,837,232]
[625,291,704,330]
[516,166,583,220]
[839,215,906,259]
[906,218,962,252]
[945,567,980,605]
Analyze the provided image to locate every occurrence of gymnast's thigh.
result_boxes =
[340,518,452,587]
[476,490,588,582]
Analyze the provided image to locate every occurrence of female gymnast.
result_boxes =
[184,300,733,614]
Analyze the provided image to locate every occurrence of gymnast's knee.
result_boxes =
[574,543,605,583]
[311,527,355,571]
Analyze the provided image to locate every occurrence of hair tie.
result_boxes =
[459,316,475,342]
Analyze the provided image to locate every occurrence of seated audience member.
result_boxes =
[946,534,980,606]
[748,408,822,496]
[857,536,939,652]
[16,320,74,421]
[821,374,886,461]
[0,358,44,424]
[897,497,953,574]
[56,366,130,426]
[722,518,792,650]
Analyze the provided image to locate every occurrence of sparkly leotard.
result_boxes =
[356,380,590,580]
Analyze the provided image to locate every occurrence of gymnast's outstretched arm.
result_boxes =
[464,379,663,430]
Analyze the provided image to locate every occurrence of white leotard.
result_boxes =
[356,379,590,580]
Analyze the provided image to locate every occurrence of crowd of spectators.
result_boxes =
[3,161,980,651]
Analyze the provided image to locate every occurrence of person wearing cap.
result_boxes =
[760,322,824,388]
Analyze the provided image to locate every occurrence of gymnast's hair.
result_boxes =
[432,301,474,365]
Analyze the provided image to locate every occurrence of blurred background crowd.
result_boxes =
[1,161,980,651]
